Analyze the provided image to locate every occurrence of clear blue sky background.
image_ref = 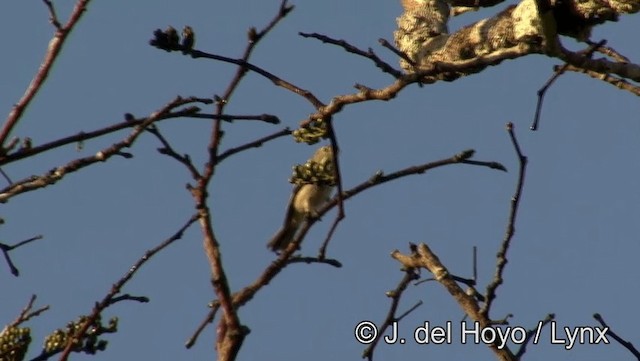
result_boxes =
[1,1,638,360]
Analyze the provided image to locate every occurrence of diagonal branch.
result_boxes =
[0,98,211,166]
[298,32,402,78]
[186,49,324,109]
[216,128,292,163]
[1,0,92,147]
[593,313,640,359]
[391,243,517,361]
[0,97,194,203]
[57,213,199,361]
[190,149,507,347]
[8,294,50,329]
[362,269,421,360]
[561,64,640,96]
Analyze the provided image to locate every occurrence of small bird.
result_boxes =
[181,26,195,54]
[165,26,179,48]
[267,145,335,252]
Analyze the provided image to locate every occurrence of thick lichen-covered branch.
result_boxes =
[395,0,640,81]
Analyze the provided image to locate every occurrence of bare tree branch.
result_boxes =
[9,294,50,327]
[0,97,198,203]
[0,235,44,276]
[1,0,92,147]
[593,313,640,359]
[391,243,517,361]
[362,269,421,360]
[481,122,528,318]
[57,213,199,361]
[532,40,607,130]
[561,64,640,96]
[298,32,402,78]
[515,314,555,358]
[190,149,506,348]
[184,2,295,358]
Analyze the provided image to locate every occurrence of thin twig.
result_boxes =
[185,305,219,348]
[216,128,292,163]
[285,256,342,267]
[480,122,527,318]
[1,0,92,146]
[362,270,420,360]
[0,98,195,203]
[0,167,12,184]
[0,97,211,166]
[57,213,199,361]
[560,64,640,96]
[593,313,640,359]
[531,40,607,130]
[41,0,62,29]
[298,32,402,78]
[472,246,478,281]
[558,43,640,82]
[515,314,555,358]
[184,113,280,124]
[146,125,202,180]
[317,121,345,258]
[585,39,629,63]
[186,49,324,109]
[9,295,50,327]
[378,38,416,68]
[0,235,44,276]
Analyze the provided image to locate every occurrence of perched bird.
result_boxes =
[267,145,335,252]
[181,26,195,54]
[165,26,179,48]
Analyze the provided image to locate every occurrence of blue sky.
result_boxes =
[1,1,638,360]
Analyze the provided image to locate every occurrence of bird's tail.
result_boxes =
[267,222,298,252]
